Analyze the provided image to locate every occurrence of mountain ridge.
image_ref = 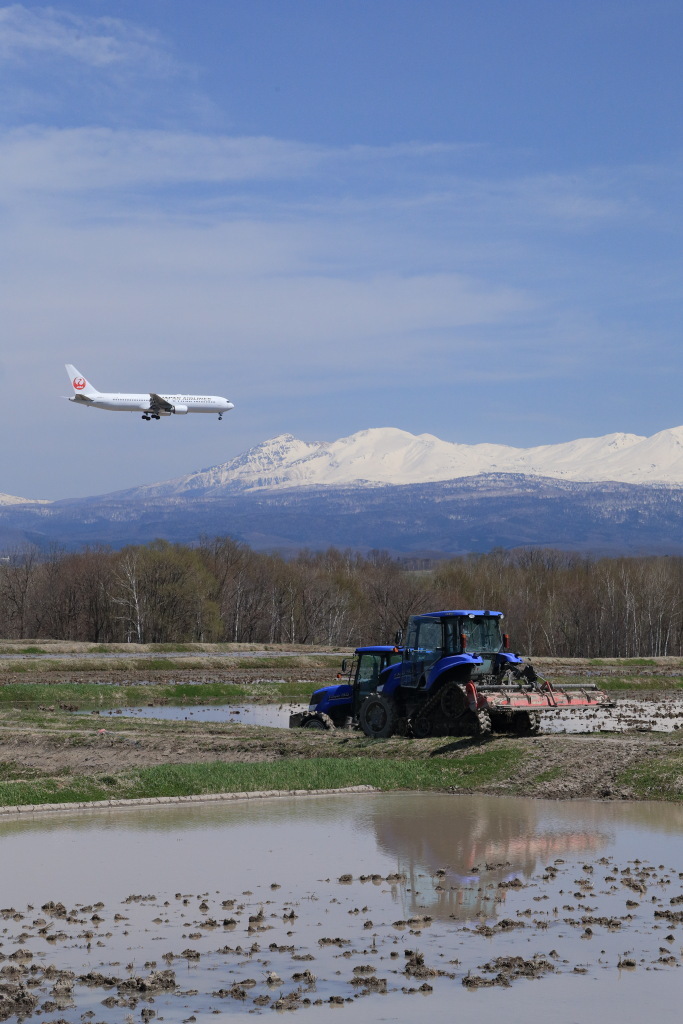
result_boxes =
[3,473,683,556]
[99,425,683,502]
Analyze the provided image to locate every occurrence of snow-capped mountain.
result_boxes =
[5,426,683,555]
[0,492,49,506]
[118,425,683,499]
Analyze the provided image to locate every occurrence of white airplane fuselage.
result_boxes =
[71,393,233,415]
[65,365,234,420]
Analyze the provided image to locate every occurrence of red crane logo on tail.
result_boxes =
[73,377,86,390]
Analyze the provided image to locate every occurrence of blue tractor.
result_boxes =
[292,609,610,738]
[289,645,403,731]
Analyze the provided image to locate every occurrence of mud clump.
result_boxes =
[0,983,39,1021]
[351,975,387,992]
[118,970,177,994]
[465,955,557,987]
[78,971,120,988]
[404,952,439,979]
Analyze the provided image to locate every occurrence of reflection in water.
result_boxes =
[371,794,608,920]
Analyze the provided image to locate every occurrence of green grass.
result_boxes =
[137,658,181,671]
[0,761,48,782]
[619,754,683,801]
[600,676,683,691]
[153,643,197,652]
[0,750,524,807]
[0,653,338,676]
[0,678,314,710]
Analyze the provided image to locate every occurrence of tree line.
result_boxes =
[1,539,683,657]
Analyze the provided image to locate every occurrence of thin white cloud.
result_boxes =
[0,128,483,194]
[0,127,327,191]
[0,124,672,238]
[0,4,172,70]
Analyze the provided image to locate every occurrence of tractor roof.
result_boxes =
[355,645,401,654]
[417,610,503,618]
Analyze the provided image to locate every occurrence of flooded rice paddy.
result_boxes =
[99,697,683,733]
[97,703,308,728]
[2,792,683,1022]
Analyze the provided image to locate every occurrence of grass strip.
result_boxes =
[599,677,683,691]
[589,658,658,667]
[618,753,683,801]
[0,750,523,807]
[0,654,340,675]
[0,679,314,709]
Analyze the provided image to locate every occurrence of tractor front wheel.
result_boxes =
[359,694,399,739]
[302,712,335,731]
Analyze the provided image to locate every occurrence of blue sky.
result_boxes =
[1,0,682,498]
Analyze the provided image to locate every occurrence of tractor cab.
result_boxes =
[290,645,402,730]
[351,646,404,700]
[396,610,522,689]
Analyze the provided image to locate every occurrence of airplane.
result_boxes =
[65,365,234,421]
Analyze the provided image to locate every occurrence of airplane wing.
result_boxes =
[149,393,174,413]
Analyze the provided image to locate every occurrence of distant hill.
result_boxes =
[4,426,683,555]
[2,474,683,556]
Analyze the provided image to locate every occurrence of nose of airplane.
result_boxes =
[224,400,235,411]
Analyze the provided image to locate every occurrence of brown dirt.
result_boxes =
[0,651,680,800]
[0,710,676,801]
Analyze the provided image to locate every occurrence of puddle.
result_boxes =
[98,697,683,734]
[96,702,307,727]
[1,793,683,1021]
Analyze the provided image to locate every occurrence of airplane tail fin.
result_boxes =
[65,364,100,398]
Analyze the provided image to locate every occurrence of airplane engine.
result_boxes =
[171,404,189,415]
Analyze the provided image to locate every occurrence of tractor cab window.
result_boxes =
[457,616,502,653]
[406,617,444,667]
[356,655,384,695]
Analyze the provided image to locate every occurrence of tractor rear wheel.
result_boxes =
[359,694,398,739]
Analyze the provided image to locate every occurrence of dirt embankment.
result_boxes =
[0,711,677,802]
[0,652,681,804]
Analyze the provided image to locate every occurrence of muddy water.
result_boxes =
[542,697,683,733]
[103,696,683,733]
[98,702,307,727]
[1,793,683,1022]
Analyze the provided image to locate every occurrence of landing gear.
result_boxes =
[141,414,151,420]
[218,413,223,421]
